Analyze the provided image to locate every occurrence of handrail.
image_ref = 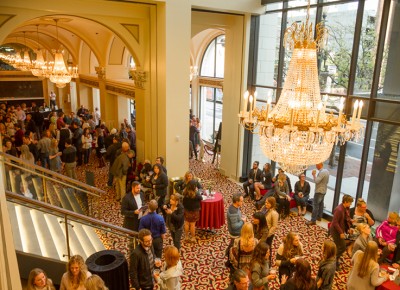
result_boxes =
[5,191,138,238]
[0,151,104,197]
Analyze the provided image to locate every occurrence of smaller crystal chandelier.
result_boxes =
[238,1,364,175]
[190,65,198,81]
[18,32,33,71]
[48,19,79,88]
[31,25,46,77]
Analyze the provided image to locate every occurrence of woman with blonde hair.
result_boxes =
[27,268,55,290]
[155,245,183,290]
[20,144,35,165]
[265,197,279,250]
[275,232,303,281]
[174,170,202,195]
[347,241,389,290]
[352,223,374,256]
[60,254,92,290]
[316,240,337,290]
[84,275,108,290]
[230,222,259,273]
[49,138,62,172]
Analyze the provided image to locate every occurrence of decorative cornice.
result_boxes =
[80,78,99,88]
[105,84,135,98]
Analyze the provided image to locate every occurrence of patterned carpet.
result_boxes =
[74,153,351,289]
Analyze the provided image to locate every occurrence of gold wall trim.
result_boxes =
[122,23,140,44]
[105,84,135,98]
[80,78,99,88]
[199,77,223,88]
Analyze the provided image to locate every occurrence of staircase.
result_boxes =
[7,201,105,262]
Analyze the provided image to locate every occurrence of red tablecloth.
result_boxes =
[197,192,225,230]
[376,265,400,290]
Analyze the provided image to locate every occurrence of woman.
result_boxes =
[316,240,336,290]
[274,175,291,219]
[20,144,35,165]
[352,223,374,256]
[252,211,268,243]
[84,275,108,290]
[164,193,185,250]
[60,254,92,290]
[5,116,15,136]
[151,163,169,210]
[250,242,276,290]
[81,127,92,165]
[195,117,205,162]
[182,179,202,242]
[265,196,279,250]
[49,139,62,172]
[154,245,183,290]
[174,171,202,195]
[347,241,389,290]
[350,198,375,227]
[230,222,259,273]
[275,232,303,280]
[27,268,55,290]
[254,163,273,201]
[281,258,317,290]
[48,123,58,140]
[293,173,310,216]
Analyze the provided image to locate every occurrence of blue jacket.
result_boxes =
[227,205,244,236]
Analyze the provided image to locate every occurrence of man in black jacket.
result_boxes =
[242,161,262,200]
[121,181,145,232]
[130,229,161,290]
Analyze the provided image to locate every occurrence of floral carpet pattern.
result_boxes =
[74,154,351,289]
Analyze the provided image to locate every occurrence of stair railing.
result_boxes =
[6,190,138,261]
[0,151,105,217]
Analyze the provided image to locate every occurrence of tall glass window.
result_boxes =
[200,87,223,143]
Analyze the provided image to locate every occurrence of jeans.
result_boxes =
[243,181,255,199]
[64,162,77,180]
[331,228,346,261]
[311,192,325,222]
[40,153,50,169]
[171,227,183,250]
[107,171,113,186]
[83,148,91,164]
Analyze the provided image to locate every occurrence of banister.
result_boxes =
[0,151,104,197]
[5,191,138,238]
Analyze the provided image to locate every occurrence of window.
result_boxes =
[200,35,225,78]
[200,87,223,143]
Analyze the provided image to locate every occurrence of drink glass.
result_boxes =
[153,269,160,277]
[155,258,161,268]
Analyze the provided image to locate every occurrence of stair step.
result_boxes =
[44,214,68,261]
[61,223,88,260]
[64,188,84,215]
[30,210,59,260]
[81,225,106,252]
[7,202,22,251]
[45,182,60,207]
[70,222,97,258]
[14,204,41,256]
[53,185,73,211]
[32,177,44,202]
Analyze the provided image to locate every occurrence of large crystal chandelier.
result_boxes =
[238,3,364,175]
[48,19,78,88]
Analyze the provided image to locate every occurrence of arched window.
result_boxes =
[200,35,225,78]
[199,35,225,143]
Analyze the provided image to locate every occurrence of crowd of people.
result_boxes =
[4,100,398,290]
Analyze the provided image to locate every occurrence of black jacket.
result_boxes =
[151,172,169,197]
[121,191,145,232]
[130,245,155,290]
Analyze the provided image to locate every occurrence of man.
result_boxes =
[93,107,101,126]
[227,193,246,237]
[110,143,134,201]
[225,269,251,290]
[105,136,121,187]
[130,229,160,290]
[121,181,145,232]
[139,199,166,259]
[155,156,167,174]
[36,130,52,169]
[49,91,56,109]
[23,133,38,163]
[24,113,36,135]
[242,161,262,200]
[62,138,77,179]
[126,124,136,152]
[71,121,83,166]
[306,163,330,226]
[330,194,354,268]
[58,122,72,153]
[56,111,66,130]
[77,105,85,117]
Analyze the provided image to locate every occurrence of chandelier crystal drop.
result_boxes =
[31,25,46,77]
[238,2,364,175]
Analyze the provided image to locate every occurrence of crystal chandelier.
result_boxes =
[238,3,364,175]
[31,25,46,77]
[48,19,78,88]
[18,32,33,71]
